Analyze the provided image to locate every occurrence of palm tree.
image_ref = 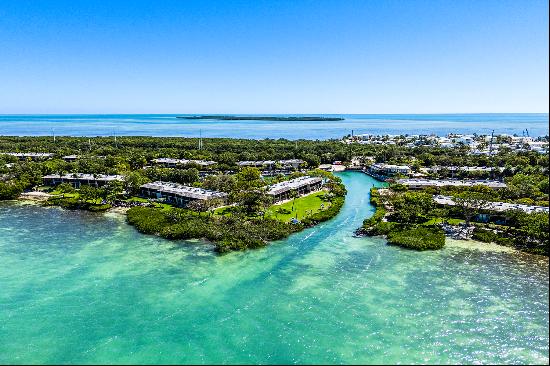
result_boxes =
[290,190,298,212]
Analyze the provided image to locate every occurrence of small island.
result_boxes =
[176,115,345,121]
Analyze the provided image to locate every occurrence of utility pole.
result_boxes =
[349,133,353,162]
[489,129,494,156]
[199,129,203,150]
[489,129,495,180]
[52,129,56,143]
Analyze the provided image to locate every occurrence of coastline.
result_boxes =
[12,192,539,257]
[18,191,52,202]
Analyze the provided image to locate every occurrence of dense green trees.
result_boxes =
[388,191,436,224]
[144,167,199,185]
[387,227,445,251]
[123,171,150,196]
[1,136,547,191]
[452,192,490,225]
[0,181,23,200]
[125,169,347,252]
[202,174,237,192]
[126,206,302,252]
[504,173,548,201]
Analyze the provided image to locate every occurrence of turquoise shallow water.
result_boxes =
[0,113,548,139]
[0,172,548,364]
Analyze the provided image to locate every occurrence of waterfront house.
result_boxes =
[318,164,333,171]
[62,155,79,162]
[434,194,549,214]
[267,176,323,202]
[368,163,412,177]
[237,159,306,176]
[43,173,124,188]
[140,181,228,207]
[152,158,217,168]
[397,178,507,190]
[237,160,277,169]
[237,159,305,170]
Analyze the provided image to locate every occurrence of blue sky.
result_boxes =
[0,0,548,113]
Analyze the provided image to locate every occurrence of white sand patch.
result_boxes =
[18,191,52,201]
[445,238,517,253]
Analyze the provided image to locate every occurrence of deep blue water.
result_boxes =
[0,114,548,139]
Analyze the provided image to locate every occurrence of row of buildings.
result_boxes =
[43,173,124,188]
[1,153,308,173]
[42,173,325,208]
[419,166,506,174]
[434,195,549,214]
[1,152,54,160]
[366,163,412,179]
[345,133,549,155]
[140,181,228,207]
[237,159,304,168]
[151,158,217,168]
[397,178,507,190]
[267,176,323,202]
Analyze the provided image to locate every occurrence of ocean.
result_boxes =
[0,113,548,139]
[0,172,548,364]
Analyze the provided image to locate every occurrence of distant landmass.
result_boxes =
[176,115,345,121]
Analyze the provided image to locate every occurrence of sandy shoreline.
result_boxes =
[445,238,518,253]
[108,206,130,215]
[18,191,52,202]
[7,196,544,257]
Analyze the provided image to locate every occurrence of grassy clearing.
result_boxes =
[423,217,465,225]
[266,191,330,222]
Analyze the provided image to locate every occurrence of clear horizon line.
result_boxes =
[0,112,548,116]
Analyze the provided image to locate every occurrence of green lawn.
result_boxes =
[266,191,330,222]
[423,217,465,225]
[123,196,175,210]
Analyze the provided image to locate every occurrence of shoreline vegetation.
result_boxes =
[40,169,346,252]
[126,170,346,252]
[176,115,345,121]
[0,134,548,255]
[357,188,446,250]
[358,186,548,255]
[127,188,345,253]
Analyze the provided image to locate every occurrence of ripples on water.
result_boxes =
[0,173,548,364]
[0,114,548,139]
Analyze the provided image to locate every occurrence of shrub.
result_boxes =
[0,181,23,200]
[386,226,445,251]
[126,207,301,253]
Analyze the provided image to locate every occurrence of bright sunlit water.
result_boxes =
[0,113,548,139]
[0,172,548,364]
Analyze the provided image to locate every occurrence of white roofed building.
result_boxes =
[397,178,507,190]
[2,152,54,160]
[140,181,228,207]
[267,176,323,202]
[43,173,124,188]
[152,158,217,168]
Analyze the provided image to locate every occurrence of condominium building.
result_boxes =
[43,173,124,188]
[267,176,323,202]
[140,181,228,207]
